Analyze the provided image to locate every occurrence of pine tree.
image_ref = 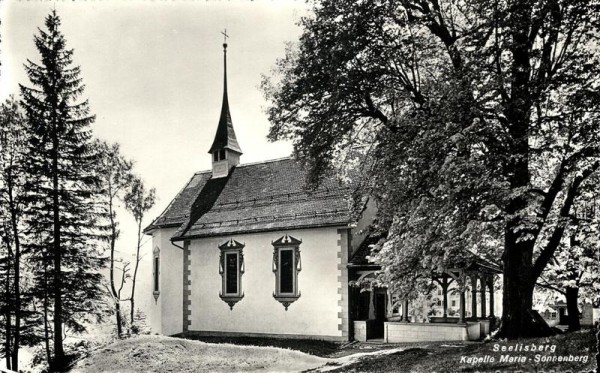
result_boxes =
[19,11,109,370]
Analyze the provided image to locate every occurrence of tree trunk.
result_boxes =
[43,258,52,368]
[51,125,65,371]
[130,220,142,326]
[9,185,21,372]
[497,224,553,338]
[4,256,12,372]
[108,189,122,338]
[565,287,580,332]
[115,301,123,338]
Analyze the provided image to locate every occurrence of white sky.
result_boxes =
[1,0,308,322]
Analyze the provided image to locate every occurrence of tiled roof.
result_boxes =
[144,158,353,239]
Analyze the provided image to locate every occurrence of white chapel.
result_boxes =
[144,39,377,341]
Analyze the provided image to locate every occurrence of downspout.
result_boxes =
[171,240,185,250]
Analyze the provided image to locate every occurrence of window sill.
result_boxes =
[273,293,301,311]
[220,293,244,310]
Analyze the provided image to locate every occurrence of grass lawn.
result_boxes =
[70,328,598,372]
[331,327,598,372]
[71,335,329,372]
[187,335,343,357]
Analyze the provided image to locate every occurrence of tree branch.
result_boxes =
[532,161,600,280]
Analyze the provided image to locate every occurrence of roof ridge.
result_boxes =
[192,156,294,175]
[235,156,294,168]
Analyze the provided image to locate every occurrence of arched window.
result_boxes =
[218,239,245,310]
[272,235,302,310]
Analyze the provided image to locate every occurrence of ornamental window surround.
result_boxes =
[272,234,302,310]
[153,246,160,302]
[218,239,245,310]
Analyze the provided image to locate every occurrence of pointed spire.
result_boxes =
[209,31,242,154]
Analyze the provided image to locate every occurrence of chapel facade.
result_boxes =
[144,40,376,340]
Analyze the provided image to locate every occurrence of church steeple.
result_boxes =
[209,30,242,178]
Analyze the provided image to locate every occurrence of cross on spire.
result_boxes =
[221,29,229,47]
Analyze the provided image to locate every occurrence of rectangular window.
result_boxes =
[154,257,159,292]
[219,149,226,160]
[225,252,238,294]
[279,249,294,293]
[451,300,456,307]
[272,235,301,310]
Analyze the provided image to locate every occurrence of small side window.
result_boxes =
[153,247,160,302]
[213,151,219,162]
[219,149,226,161]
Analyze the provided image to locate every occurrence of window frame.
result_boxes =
[272,235,302,310]
[213,149,227,162]
[218,239,245,310]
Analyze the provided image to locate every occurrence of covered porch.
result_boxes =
[349,255,501,343]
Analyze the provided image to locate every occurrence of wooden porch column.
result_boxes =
[403,299,410,322]
[488,275,495,318]
[458,289,466,324]
[470,275,478,319]
[368,291,375,319]
[479,276,487,318]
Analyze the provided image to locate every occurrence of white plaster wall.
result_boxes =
[148,227,183,335]
[189,227,344,338]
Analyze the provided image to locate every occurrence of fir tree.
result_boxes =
[19,11,109,370]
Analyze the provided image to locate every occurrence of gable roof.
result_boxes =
[144,157,353,239]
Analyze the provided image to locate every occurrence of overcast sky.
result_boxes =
[1,0,309,318]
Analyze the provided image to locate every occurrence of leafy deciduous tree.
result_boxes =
[263,0,600,338]
[123,177,155,329]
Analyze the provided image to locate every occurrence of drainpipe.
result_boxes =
[172,240,185,250]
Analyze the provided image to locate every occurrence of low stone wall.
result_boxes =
[353,320,380,342]
[354,321,368,342]
[384,322,481,343]
[479,319,490,336]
